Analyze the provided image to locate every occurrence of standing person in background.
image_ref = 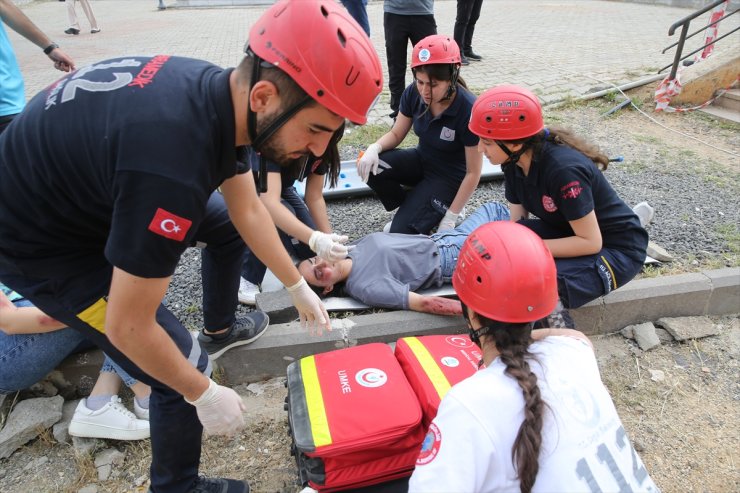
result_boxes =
[239,125,350,305]
[340,0,370,36]
[454,0,483,65]
[0,0,74,134]
[0,1,382,491]
[468,85,648,329]
[409,221,658,493]
[383,0,436,120]
[64,0,100,35]
[358,35,481,235]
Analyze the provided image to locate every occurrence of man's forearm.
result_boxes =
[408,293,462,316]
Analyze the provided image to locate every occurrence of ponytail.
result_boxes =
[503,126,610,171]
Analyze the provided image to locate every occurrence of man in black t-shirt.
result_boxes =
[0,1,382,492]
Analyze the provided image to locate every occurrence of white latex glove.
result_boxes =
[185,378,246,436]
[287,277,331,335]
[357,143,382,183]
[309,231,353,262]
[437,209,459,232]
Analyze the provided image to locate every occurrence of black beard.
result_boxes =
[253,111,305,167]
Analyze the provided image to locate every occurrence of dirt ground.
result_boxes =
[0,93,738,492]
[0,315,737,492]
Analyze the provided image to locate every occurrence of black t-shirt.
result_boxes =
[504,141,647,259]
[0,56,245,279]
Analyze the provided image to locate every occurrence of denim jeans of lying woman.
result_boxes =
[0,299,137,394]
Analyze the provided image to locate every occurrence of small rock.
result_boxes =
[72,436,104,455]
[632,439,646,452]
[649,369,665,382]
[632,322,661,351]
[134,475,148,487]
[620,325,634,339]
[646,241,674,262]
[0,395,64,459]
[78,485,98,493]
[701,367,711,373]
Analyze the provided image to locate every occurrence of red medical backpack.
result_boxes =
[286,343,425,491]
[394,334,482,429]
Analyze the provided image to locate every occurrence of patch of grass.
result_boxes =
[184,303,200,315]
[633,134,661,145]
[341,124,390,148]
[715,223,740,254]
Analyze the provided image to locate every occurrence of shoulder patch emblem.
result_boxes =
[416,422,442,466]
[542,195,558,212]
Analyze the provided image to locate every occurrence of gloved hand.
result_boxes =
[357,143,382,183]
[185,378,246,436]
[309,231,352,262]
[437,209,459,232]
[286,277,331,335]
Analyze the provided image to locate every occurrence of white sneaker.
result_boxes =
[133,399,149,420]
[69,396,150,440]
[632,201,655,228]
[238,277,260,305]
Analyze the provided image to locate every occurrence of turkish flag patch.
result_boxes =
[148,208,192,242]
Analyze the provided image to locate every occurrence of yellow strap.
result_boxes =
[77,297,108,334]
[403,337,451,400]
[300,356,332,447]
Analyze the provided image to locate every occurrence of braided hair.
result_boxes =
[465,305,544,493]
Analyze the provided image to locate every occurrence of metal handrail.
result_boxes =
[659,0,739,79]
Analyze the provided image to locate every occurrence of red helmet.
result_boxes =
[411,35,461,68]
[468,85,544,141]
[452,222,558,323]
[248,0,383,124]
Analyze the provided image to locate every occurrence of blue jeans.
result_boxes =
[0,194,235,492]
[431,202,510,282]
[241,186,316,284]
[0,300,137,393]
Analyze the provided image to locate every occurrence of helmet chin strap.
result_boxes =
[496,140,528,167]
[245,48,313,192]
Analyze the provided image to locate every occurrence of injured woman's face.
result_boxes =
[298,257,344,289]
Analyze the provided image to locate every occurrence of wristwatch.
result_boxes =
[43,42,59,55]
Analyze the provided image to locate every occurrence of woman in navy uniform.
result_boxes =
[357,34,481,235]
[468,85,648,326]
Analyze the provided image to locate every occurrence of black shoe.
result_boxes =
[64,27,80,35]
[464,50,483,61]
[190,476,249,493]
[460,55,470,66]
[198,312,269,359]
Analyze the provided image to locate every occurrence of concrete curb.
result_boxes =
[57,267,739,387]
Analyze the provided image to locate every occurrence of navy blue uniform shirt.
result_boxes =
[504,141,647,261]
[0,56,246,280]
[399,82,479,181]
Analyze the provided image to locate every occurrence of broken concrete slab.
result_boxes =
[214,311,466,384]
[632,322,661,351]
[0,395,63,459]
[704,267,740,316]
[656,316,720,341]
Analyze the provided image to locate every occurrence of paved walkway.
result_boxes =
[8,0,740,123]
